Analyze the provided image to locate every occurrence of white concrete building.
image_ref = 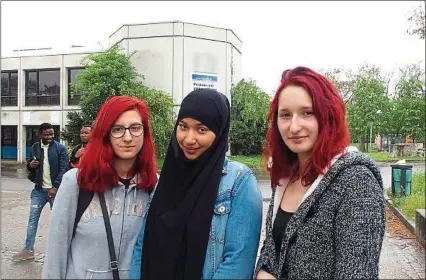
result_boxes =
[0,21,242,163]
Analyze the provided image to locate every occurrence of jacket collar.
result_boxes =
[40,140,55,148]
[272,146,358,221]
[222,157,229,174]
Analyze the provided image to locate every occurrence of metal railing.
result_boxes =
[25,94,60,106]
[1,96,18,106]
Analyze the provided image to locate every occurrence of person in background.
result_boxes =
[130,89,263,280]
[256,66,385,280]
[12,123,69,261]
[42,96,158,279]
[69,124,92,168]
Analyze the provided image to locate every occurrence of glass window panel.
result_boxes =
[26,71,38,95]
[1,73,9,95]
[39,70,60,95]
[68,68,86,105]
[10,72,18,94]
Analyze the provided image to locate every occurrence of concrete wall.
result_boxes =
[111,21,242,111]
[128,37,174,96]
[416,209,425,247]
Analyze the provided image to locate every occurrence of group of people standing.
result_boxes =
[14,66,385,280]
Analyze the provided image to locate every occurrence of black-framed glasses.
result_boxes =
[110,124,144,138]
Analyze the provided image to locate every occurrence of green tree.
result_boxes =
[390,64,425,143]
[347,65,391,151]
[407,1,425,39]
[230,79,271,155]
[61,111,85,146]
[63,45,174,157]
[319,67,356,102]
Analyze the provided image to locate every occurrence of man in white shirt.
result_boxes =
[12,123,69,261]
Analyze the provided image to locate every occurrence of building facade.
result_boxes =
[1,21,242,163]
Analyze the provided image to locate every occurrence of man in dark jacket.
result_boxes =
[12,123,69,261]
[69,124,92,168]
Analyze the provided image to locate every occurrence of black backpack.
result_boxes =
[72,189,94,238]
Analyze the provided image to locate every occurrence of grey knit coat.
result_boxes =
[255,150,385,279]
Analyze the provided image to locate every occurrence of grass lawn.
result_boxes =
[157,158,164,169]
[387,172,425,220]
[365,152,425,162]
[228,155,265,169]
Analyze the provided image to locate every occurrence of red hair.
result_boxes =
[264,66,350,187]
[78,95,158,192]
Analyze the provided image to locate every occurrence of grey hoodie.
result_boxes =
[42,168,152,279]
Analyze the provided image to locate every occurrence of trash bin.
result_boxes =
[390,164,413,196]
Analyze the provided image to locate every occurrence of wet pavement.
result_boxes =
[1,178,425,279]
[1,191,50,279]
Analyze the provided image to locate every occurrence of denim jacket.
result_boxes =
[130,158,263,279]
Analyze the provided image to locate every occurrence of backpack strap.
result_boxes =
[99,192,120,280]
[72,189,94,238]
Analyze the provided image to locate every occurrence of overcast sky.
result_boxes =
[1,1,425,93]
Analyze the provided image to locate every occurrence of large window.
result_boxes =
[25,69,60,106]
[68,67,86,105]
[1,71,18,106]
[1,126,18,159]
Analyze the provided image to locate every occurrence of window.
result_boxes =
[25,69,60,106]
[1,126,18,159]
[68,67,86,105]
[1,71,18,106]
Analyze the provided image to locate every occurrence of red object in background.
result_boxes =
[376,134,382,152]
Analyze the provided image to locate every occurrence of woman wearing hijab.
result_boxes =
[130,89,263,279]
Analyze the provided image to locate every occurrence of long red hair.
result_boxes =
[78,95,158,192]
[264,66,351,187]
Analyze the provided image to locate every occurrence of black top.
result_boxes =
[119,178,131,189]
[273,207,294,254]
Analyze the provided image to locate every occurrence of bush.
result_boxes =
[230,120,266,155]
[62,111,85,146]
[230,79,270,155]
[388,171,425,220]
[131,86,174,158]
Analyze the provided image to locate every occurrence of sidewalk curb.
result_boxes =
[384,193,416,235]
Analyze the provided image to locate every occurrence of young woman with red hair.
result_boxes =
[256,67,385,279]
[42,96,158,279]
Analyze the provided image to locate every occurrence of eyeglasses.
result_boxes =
[110,124,144,138]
